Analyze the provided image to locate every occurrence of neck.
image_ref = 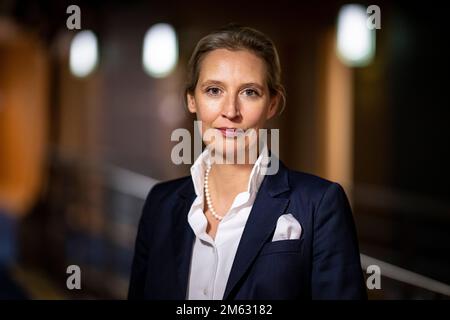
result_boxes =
[208,163,253,200]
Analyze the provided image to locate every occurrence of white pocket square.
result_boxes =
[272,213,302,242]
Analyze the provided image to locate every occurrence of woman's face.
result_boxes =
[187,48,278,161]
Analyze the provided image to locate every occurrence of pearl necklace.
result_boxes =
[204,164,224,221]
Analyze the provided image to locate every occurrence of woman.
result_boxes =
[128,24,367,300]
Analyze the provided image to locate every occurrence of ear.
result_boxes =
[187,93,197,113]
[266,94,280,120]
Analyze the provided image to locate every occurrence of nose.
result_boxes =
[221,94,240,120]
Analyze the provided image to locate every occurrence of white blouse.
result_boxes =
[186,146,268,300]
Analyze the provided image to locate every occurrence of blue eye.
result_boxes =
[243,89,259,97]
[206,87,221,96]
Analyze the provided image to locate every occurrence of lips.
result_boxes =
[216,127,243,138]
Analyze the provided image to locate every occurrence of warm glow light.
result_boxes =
[69,30,99,77]
[337,4,375,67]
[142,23,178,78]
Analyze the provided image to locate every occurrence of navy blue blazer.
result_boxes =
[128,159,367,300]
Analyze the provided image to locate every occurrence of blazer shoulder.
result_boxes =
[139,175,192,224]
[286,169,343,203]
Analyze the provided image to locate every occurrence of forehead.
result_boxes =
[198,49,267,84]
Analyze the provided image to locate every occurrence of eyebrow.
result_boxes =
[200,80,224,88]
[200,80,265,91]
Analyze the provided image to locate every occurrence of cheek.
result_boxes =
[241,105,269,127]
[196,110,217,127]
[196,108,220,140]
[195,97,221,123]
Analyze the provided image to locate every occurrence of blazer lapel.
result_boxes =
[223,160,291,299]
[173,179,196,299]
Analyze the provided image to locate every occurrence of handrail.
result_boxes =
[105,164,159,200]
[55,157,450,297]
[360,253,450,297]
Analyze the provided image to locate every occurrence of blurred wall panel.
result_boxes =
[99,5,190,181]
[0,23,49,217]
[320,29,354,193]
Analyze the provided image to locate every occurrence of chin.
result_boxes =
[208,140,251,164]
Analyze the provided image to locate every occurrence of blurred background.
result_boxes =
[1,0,449,299]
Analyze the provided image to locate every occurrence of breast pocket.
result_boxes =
[242,238,305,299]
[259,238,304,256]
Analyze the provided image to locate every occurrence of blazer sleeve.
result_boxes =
[128,185,159,299]
[311,182,367,299]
